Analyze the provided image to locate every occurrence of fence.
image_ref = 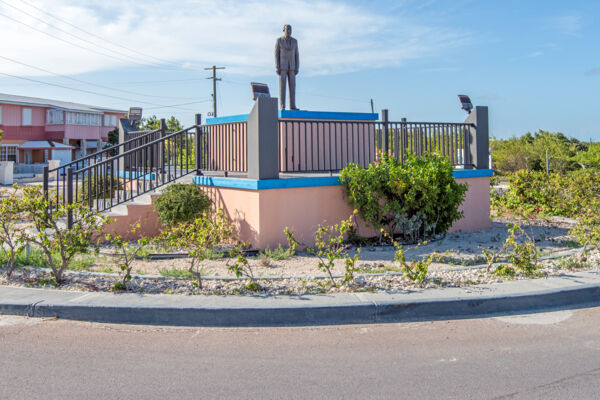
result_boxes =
[278,118,473,173]
[43,107,486,215]
[43,124,197,216]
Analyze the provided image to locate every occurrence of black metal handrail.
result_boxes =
[279,119,475,173]
[44,124,199,215]
[47,128,161,175]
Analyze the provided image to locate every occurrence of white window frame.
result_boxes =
[22,108,32,126]
[104,114,117,127]
[0,145,18,162]
[46,109,64,125]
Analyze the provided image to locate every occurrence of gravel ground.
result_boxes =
[1,216,597,296]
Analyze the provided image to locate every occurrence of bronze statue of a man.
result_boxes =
[275,24,299,110]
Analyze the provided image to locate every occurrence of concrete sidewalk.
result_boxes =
[1,271,600,327]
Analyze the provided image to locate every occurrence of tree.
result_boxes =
[140,115,183,132]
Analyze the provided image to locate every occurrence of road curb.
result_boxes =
[1,272,600,326]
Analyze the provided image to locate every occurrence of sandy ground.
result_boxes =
[84,216,578,278]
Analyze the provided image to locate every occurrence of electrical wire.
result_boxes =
[0,71,208,111]
[17,0,185,69]
[0,9,180,71]
[0,54,207,101]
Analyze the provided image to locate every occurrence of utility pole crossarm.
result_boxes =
[204,65,225,118]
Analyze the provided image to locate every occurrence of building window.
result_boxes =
[65,112,101,126]
[22,108,32,126]
[104,114,118,127]
[0,105,3,125]
[46,109,64,125]
[44,149,49,162]
[0,145,17,162]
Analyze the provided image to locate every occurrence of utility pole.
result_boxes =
[204,65,225,117]
[370,99,374,113]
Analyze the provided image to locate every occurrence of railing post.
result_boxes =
[66,167,73,228]
[400,117,407,163]
[159,119,166,178]
[247,96,279,179]
[464,106,489,169]
[42,166,49,201]
[195,114,203,175]
[382,109,389,155]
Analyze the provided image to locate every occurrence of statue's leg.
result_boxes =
[279,71,287,110]
[288,71,296,110]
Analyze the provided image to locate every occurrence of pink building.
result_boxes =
[0,93,126,165]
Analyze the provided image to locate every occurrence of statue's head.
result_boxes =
[283,24,292,38]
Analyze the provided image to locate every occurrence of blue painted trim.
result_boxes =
[118,171,156,180]
[278,110,378,120]
[206,110,379,125]
[206,114,249,125]
[452,169,493,178]
[194,175,342,190]
[194,169,493,190]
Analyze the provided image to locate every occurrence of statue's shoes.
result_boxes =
[290,107,299,110]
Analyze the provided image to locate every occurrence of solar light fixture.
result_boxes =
[250,82,270,100]
[457,95,473,114]
[128,107,143,122]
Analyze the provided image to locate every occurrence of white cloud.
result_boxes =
[0,0,469,77]
[529,51,543,57]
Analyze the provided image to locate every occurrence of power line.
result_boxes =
[17,0,185,68]
[0,54,207,101]
[0,9,179,72]
[205,66,225,117]
[0,70,207,111]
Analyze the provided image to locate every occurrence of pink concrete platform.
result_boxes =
[193,170,492,249]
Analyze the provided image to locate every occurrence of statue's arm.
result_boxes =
[295,43,299,74]
[275,39,280,73]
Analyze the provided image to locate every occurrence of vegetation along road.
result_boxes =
[2,307,600,399]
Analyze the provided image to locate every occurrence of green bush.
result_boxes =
[340,152,467,243]
[492,169,600,218]
[154,184,212,228]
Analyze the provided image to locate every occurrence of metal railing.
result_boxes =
[197,121,247,174]
[43,125,197,215]
[47,127,161,177]
[279,119,474,173]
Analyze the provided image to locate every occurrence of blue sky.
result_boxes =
[0,0,598,140]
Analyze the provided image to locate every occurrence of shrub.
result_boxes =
[154,184,212,228]
[310,213,360,287]
[0,186,26,277]
[105,224,149,290]
[162,208,234,288]
[340,152,467,243]
[20,185,111,284]
[492,169,600,218]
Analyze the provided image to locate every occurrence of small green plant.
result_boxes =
[227,244,258,291]
[392,242,432,284]
[0,186,26,277]
[310,213,360,287]
[569,204,600,263]
[163,208,234,289]
[20,186,111,284]
[158,267,197,278]
[283,227,300,255]
[105,224,149,289]
[482,223,540,278]
[154,184,212,228]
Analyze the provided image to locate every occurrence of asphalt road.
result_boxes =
[1,307,600,399]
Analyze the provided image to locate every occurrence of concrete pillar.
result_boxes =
[247,96,279,180]
[465,106,489,170]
